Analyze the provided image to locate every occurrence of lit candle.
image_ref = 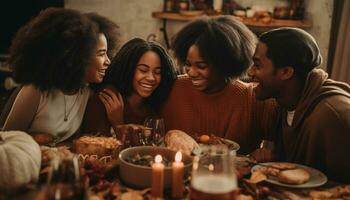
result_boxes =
[151,154,164,198]
[172,151,184,199]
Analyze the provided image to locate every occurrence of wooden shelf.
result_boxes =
[152,11,311,29]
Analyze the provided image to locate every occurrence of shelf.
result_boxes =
[152,11,311,29]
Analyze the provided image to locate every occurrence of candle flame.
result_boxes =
[175,151,182,162]
[209,164,214,171]
[155,154,162,163]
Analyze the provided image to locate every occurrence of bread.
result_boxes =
[41,146,73,165]
[73,136,121,158]
[164,130,199,155]
[277,168,310,185]
[271,162,297,170]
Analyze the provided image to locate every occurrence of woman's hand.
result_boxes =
[30,132,54,145]
[98,88,124,127]
[114,124,144,147]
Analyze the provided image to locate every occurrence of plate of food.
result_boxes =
[197,134,240,151]
[164,130,240,156]
[251,162,327,188]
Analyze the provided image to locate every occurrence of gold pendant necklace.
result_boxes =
[63,92,79,122]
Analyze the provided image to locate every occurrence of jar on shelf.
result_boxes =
[164,0,175,12]
[273,1,290,19]
[177,0,189,11]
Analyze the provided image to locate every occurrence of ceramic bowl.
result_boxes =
[119,146,192,189]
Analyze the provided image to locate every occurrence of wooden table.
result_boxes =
[152,11,312,48]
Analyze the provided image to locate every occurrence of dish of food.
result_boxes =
[119,146,193,189]
[125,153,172,167]
[197,134,240,151]
[73,136,122,159]
[251,162,327,188]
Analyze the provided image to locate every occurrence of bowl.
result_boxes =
[119,146,192,189]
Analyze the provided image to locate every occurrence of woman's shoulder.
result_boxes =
[174,74,192,86]
[20,84,43,98]
[227,80,255,96]
[104,84,121,95]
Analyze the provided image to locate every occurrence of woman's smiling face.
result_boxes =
[132,51,161,98]
[184,45,225,93]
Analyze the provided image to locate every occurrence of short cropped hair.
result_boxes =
[259,27,322,80]
[85,12,121,59]
[103,38,177,110]
[171,15,257,79]
[8,8,98,92]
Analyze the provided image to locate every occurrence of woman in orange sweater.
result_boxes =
[160,16,278,154]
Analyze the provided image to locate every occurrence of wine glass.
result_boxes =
[190,145,238,200]
[260,140,274,151]
[256,139,275,162]
[143,117,165,146]
[139,127,153,146]
[46,156,86,200]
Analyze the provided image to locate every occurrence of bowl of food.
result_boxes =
[119,146,192,189]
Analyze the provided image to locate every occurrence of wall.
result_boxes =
[65,0,333,69]
[65,0,163,44]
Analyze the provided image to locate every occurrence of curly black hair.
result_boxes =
[8,7,114,92]
[84,12,121,59]
[171,15,257,79]
[103,38,177,110]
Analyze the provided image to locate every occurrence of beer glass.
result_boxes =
[190,145,238,200]
[46,156,86,200]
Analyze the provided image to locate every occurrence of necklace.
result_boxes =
[63,92,80,122]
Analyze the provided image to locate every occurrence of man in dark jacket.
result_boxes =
[248,27,350,183]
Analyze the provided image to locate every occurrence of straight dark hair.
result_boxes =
[103,38,177,110]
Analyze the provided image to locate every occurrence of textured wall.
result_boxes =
[65,0,164,44]
[65,0,333,68]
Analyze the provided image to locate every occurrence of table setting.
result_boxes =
[3,120,350,200]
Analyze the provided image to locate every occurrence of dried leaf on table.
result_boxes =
[88,195,104,200]
[309,185,350,199]
[236,194,254,200]
[281,190,311,200]
[248,171,267,184]
[120,191,143,200]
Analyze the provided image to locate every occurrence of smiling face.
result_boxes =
[85,33,111,83]
[184,45,225,93]
[132,51,161,98]
[248,42,283,100]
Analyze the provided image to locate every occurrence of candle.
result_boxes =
[172,151,184,199]
[151,154,164,198]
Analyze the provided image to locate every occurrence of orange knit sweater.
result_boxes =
[160,76,278,154]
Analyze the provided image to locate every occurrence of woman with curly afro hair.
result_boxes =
[2,8,121,145]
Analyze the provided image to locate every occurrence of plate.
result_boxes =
[192,138,240,156]
[179,10,204,17]
[251,162,327,188]
[218,138,240,151]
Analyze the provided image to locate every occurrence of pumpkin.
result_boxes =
[0,131,41,190]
